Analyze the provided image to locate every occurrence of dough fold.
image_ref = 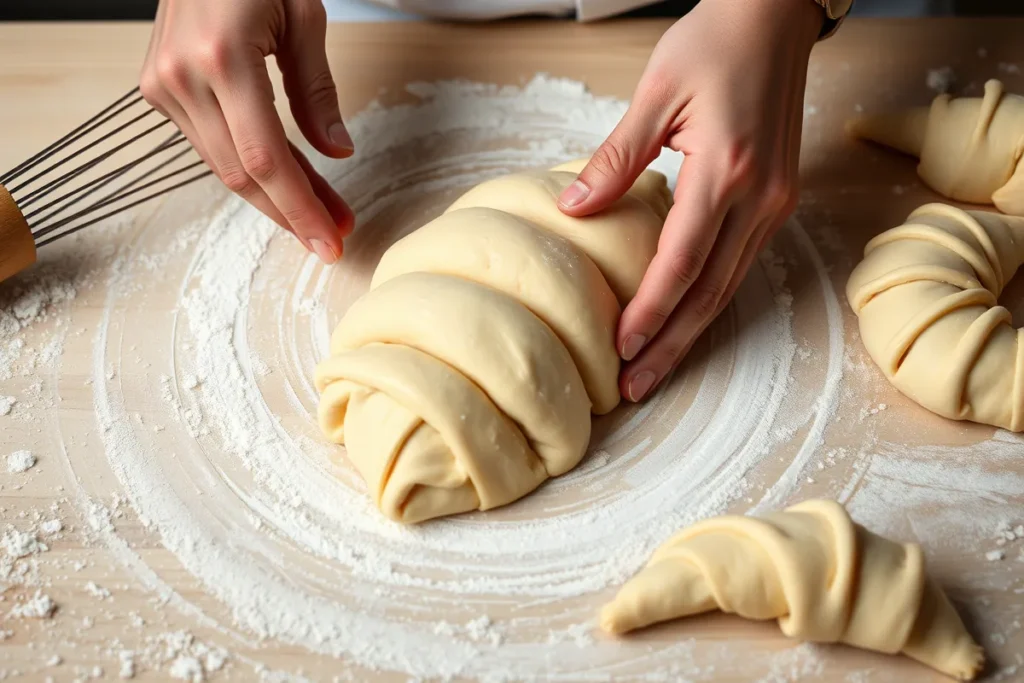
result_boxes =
[846,203,1024,431]
[848,79,1024,215]
[601,500,983,681]
[315,160,669,522]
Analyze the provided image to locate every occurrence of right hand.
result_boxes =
[141,0,355,264]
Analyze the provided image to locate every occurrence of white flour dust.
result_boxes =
[71,74,846,680]
[4,73,1020,681]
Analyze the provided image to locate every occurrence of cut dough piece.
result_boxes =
[316,160,670,522]
[445,168,667,304]
[846,203,1024,431]
[848,79,1024,215]
[601,500,983,681]
[372,207,622,414]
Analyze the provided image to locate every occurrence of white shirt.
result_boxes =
[365,0,658,22]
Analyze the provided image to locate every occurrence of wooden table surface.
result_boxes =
[2,18,1024,683]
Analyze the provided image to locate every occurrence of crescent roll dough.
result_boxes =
[314,160,671,522]
[848,79,1024,215]
[846,203,1024,431]
[601,500,983,681]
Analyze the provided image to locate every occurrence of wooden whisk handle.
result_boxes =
[0,184,36,284]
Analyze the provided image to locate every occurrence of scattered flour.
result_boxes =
[85,581,112,599]
[926,66,956,93]
[6,450,36,474]
[0,396,14,416]
[1,528,47,558]
[8,590,56,619]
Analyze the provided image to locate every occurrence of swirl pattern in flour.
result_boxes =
[68,76,848,680]
[315,161,672,523]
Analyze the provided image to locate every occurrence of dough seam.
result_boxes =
[910,204,1005,287]
[948,305,1013,417]
[867,224,998,292]
[882,288,996,375]
[849,265,981,312]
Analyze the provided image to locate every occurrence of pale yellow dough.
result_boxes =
[848,79,1024,215]
[314,160,671,523]
[601,500,983,681]
[846,203,1024,431]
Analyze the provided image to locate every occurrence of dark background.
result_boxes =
[2,0,1022,21]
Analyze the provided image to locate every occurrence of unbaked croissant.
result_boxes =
[846,203,1024,431]
[314,161,671,523]
[601,500,983,681]
[848,79,1024,215]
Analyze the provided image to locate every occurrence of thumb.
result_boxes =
[278,10,353,159]
[558,101,663,216]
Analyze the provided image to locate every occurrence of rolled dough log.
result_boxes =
[601,499,983,681]
[847,79,1024,215]
[315,160,671,522]
[846,203,1024,431]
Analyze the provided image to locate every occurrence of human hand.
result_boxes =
[559,0,822,402]
[141,0,354,264]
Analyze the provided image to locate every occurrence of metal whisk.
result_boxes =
[0,87,212,283]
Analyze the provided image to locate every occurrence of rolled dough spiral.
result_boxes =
[601,500,983,681]
[848,79,1024,215]
[314,161,671,523]
[846,203,1024,431]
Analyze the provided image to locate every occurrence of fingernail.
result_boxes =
[310,238,338,265]
[558,180,590,209]
[328,122,354,152]
[620,334,647,362]
[627,371,656,403]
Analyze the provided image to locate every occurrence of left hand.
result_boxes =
[558,0,823,402]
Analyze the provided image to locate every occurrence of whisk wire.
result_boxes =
[1,87,213,248]
[0,88,144,186]
[35,170,213,248]
[12,112,169,201]
[23,133,188,224]
[33,159,209,240]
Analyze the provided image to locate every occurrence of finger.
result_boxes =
[620,205,766,403]
[558,93,666,215]
[616,156,732,362]
[172,85,293,234]
[289,141,355,242]
[277,0,354,159]
[713,216,778,323]
[215,59,344,262]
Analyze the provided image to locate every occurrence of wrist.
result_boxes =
[708,0,824,48]
[766,0,827,45]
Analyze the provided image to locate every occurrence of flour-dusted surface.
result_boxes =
[2,35,1024,680]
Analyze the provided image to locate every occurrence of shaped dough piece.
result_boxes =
[848,79,1024,215]
[316,160,670,522]
[601,500,983,681]
[445,168,668,304]
[846,203,1024,431]
[372,207,622,414]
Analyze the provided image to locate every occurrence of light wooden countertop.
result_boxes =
[1,18,1023,682]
